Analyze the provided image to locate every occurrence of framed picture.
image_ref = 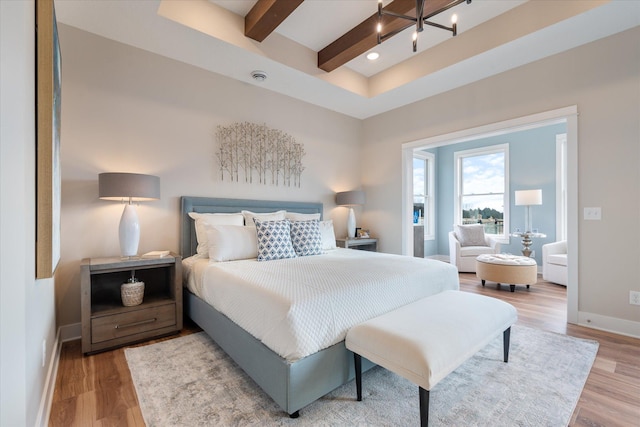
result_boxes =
[357,229,370,238]
[35,0,61,279]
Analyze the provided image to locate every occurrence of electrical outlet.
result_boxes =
[630,291,640,306]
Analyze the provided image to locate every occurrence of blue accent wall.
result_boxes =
[424,123,566,265]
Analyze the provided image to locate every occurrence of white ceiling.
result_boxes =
[55,0,640,119]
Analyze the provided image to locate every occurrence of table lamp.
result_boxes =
[335,190,365,238]
[99,172,160,257]
[514,189,542,233]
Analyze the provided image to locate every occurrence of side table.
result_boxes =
[80,253,182,354]
[336,238,378,252]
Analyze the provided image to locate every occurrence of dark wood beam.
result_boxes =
[245,0,304,42]
[318,0,458,72]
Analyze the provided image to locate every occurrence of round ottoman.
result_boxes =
[476,254,538,292]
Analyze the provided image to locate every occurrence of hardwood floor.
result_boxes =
[49,276,640,426]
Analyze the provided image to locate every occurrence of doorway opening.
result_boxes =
[401,106,578,324]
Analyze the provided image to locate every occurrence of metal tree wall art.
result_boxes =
[216,122,306,187]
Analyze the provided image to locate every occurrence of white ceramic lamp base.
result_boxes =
[119,204,140,257]
[347,207,356,238]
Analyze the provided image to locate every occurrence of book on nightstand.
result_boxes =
[142,250,171,258]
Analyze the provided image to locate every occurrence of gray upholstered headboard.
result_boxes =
[180,196,324,258]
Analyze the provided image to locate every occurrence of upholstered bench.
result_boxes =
[345,290,517,427]
[476,253,538,292]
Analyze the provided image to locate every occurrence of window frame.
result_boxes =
[453,144,510,243]
[413,151,435,240]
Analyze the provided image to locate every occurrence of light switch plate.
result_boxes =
[584,207,601,220]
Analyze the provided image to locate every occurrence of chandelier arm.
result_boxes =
[379,10,418,22]
[423,20,455,34]
[416,0,424,33]
[379,21,418,43]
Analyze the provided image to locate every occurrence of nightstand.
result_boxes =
[336,237,378,252]
[80,254,182,354]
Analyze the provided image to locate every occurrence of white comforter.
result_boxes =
[183,249,459,361]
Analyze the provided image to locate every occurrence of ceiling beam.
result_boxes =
[318,0,458,72]
[245,0,304,42]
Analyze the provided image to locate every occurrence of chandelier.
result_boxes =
[377,0,472,52]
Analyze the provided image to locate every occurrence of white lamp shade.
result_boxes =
[515,189,542,206]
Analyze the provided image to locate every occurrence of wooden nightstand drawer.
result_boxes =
[91,302,176,344]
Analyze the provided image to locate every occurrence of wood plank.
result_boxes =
[245,0,304,42]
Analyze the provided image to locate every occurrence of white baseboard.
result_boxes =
[35,329,62,427]
[36,323,82,427]
[60,322,81,342]
[577,311,640,339]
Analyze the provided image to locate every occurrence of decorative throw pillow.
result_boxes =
[319,220,337,250]
[241,210,286,226]
[285,212,322,222]
[254,219,297,261]
[188,212,244,256]
[290,219,323,257]
[205,224,258,262]
[454,224,487,247]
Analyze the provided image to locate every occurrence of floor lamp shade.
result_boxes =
[335,190,365,238]
[515,189,542,233]
[99,173,160,257]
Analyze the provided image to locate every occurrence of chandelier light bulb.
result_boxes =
[451,14,458,24]
[377,22,382,33]
[412,31,418,41]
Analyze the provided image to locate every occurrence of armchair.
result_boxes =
[542,240,567,286]
[449,225,501,273]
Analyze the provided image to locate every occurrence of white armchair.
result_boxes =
[542,240,567,286]
[449,225,501,273]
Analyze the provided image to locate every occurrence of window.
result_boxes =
[413,152,435,239]
[454,145,509,241]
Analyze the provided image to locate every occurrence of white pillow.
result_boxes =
[285,212,321,221]
[205,224,258,262]
[454,224,487,247]
[319,220,337,250]
[254,219,297,261]
[241,210,286,226]
[290,219,323,256]
[188,212,244,256]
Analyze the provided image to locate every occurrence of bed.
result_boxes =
[180,196,459,417]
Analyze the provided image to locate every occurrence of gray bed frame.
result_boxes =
[180,196,374,417]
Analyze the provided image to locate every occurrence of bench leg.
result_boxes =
[503,327,511,363]
[354,353,362,401]
[481,279,485,286]
[510,284,516,292]
[419,387,430,427]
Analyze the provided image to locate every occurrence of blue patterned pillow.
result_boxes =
[254,219,297,261]
[290,219,323,256]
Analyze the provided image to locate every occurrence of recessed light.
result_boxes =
[366,52,380,61]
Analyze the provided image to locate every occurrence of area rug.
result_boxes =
[125,325,598,426]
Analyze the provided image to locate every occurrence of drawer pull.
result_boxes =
[115,318,157,329]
